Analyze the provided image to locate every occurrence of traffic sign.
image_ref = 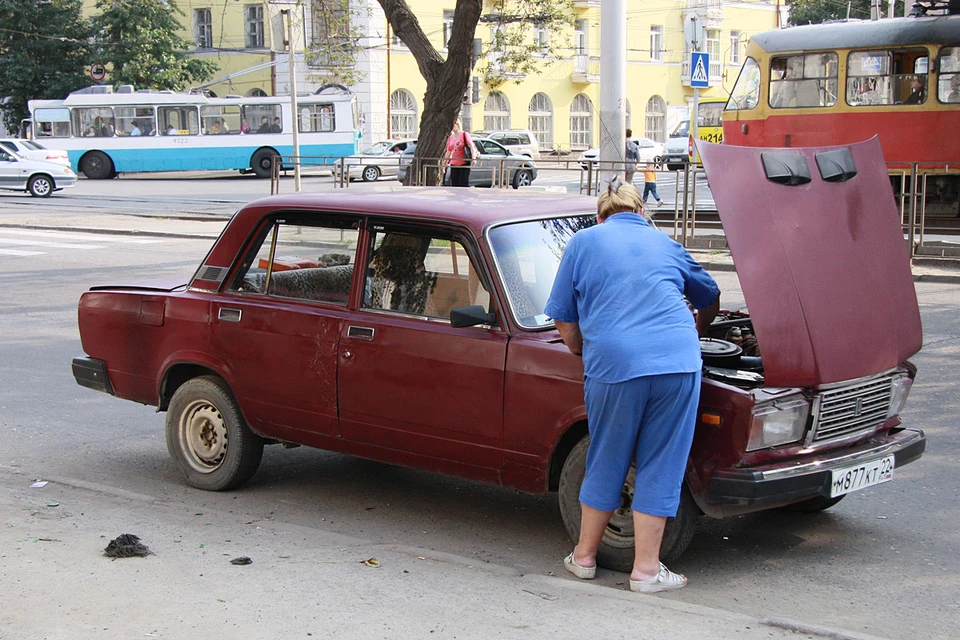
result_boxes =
[690,52,709,88]
[89,63,106,82]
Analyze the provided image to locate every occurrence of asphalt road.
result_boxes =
[0,178,958,639]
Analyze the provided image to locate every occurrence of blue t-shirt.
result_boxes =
[544,213,719,383]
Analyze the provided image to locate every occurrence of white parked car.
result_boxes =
[0,147,78,197]
[0,138,71,167]
[345,139,416,182]
[578,138,664,170]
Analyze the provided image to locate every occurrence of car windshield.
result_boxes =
[671,120,690,137]
[488,214,596,328]
[362,141,392,155]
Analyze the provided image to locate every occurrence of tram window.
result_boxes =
[727,57,760,111]
[938,47,960,104]
[769,53,838,109]
[846,49,929,107]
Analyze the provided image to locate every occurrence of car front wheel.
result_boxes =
[166,375,263,491]
[27,174,53,197]
[558,436,699,571]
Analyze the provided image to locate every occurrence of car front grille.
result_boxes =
[811,375,893,443]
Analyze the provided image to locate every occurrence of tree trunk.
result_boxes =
[377,0,482,185]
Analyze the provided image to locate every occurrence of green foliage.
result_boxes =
[478,0,576,87]
[785,0,906,24]
[91,0,217,91]
[0,0,93,131]
[305,0,369,87]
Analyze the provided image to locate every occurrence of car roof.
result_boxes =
[234,188,595,238]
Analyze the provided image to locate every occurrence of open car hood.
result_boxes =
[699,137,922,387]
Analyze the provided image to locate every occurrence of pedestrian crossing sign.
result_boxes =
[690,52,709,88]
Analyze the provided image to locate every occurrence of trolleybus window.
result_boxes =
[846,49,929,106]
[247,104,281,133]
[73,107,116,137]
[159,106,200,135]
[769,53,838,109]
[938,46,960,103]
[116,107,156,136]
[299,103,335,132]
[200,105,242,134]
[33,108,70,138]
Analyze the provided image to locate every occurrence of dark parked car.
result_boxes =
[396,138,537,188]
[73,139,924,568]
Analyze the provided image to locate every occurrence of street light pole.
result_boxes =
[599,0,627,187]
[283,7,302,192]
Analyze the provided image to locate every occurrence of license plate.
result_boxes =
[829,455,894,497]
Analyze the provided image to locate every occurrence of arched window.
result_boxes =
[527,93,553,149]
[484,91,510,131]
[246,88,268,97]
[645,95,666,143]
[390,89,417,139]
[569,93,593,150]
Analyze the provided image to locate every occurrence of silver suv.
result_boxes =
[473,129,541,160]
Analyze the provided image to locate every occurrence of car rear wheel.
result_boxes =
[361,165,381,182]
[166,375,264,491]
[80,151,114,179]
[512,169,533,189]
[27,174,53,197]
[558,436,699,571]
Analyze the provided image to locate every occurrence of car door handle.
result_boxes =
[218,307,242,322]
[347,325,375,340]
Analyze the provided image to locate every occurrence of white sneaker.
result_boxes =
[629,562,687,593]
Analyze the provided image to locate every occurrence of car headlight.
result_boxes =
[747,396,810,451]
[886,374,912,418]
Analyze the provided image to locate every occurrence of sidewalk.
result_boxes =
[0,465,888,640]
[3,209,958,283]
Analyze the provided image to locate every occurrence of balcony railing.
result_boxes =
[571,54,600,83]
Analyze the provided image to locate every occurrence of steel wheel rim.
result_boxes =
[602,466,636,548]
[178,399,228,473]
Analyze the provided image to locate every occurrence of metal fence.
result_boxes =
[267,154,960,261]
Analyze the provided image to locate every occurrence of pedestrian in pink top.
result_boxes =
[444,120,477,187]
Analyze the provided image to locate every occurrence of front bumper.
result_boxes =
[72,357,114,395]
[706,428,925,506]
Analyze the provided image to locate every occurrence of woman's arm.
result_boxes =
[554,321,583,356]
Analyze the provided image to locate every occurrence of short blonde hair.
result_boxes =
[597,176,643,221]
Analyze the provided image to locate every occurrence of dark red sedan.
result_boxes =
[73,139,924,569]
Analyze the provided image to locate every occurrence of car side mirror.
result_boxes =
[450,305,497,328]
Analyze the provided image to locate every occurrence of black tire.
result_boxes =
[251,148,279,179]
[512,169,534,189]
[27,174,53,197]
[361,165,381,182]
[781,494,846,513]
[80,151,114,180]
[165,375,263,491]
[558,436,699,572]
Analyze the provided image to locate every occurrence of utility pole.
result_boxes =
[598,0,626,187]
[283,8,302,192]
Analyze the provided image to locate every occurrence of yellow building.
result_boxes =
[79,1,781,150]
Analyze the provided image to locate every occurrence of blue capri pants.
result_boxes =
[580,371,700,517]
